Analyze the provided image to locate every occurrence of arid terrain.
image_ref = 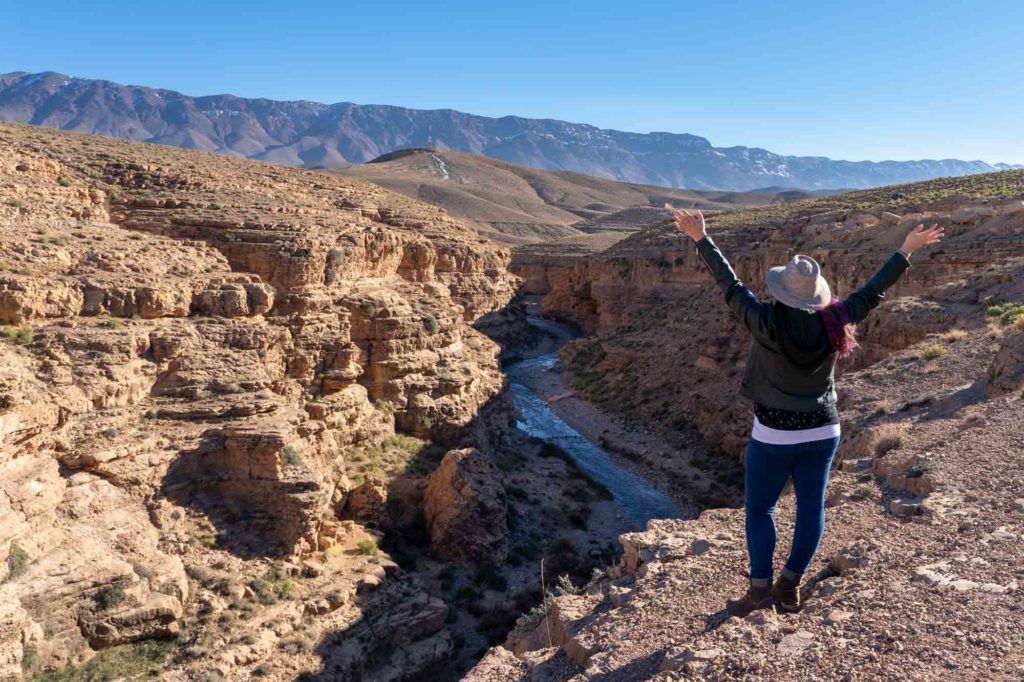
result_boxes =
[334,149,819,246]
[468,171,1024,680]
[2,119,1024,682]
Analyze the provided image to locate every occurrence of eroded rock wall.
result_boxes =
[0,122,518,679]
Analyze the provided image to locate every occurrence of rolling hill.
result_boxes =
[335,148,829,245]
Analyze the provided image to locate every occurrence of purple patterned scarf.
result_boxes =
[818,298,858,358]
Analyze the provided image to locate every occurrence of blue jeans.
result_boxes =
[744,436,840,583]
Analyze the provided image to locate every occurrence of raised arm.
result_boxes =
[843,223,944,323]
[669,207,773,340]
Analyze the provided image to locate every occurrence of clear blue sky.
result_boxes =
[6,0,1024,163]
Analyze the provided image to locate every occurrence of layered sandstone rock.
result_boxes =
[0,121,517,679]
[424,448,509,565]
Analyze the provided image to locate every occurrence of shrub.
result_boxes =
[873,423,907,457]
[357,538,378,557]
[360,300,377,317]
[422,314,440,334]
[57,176,72,187]
[30,640,173,680]
[95,577,129,610]
[283,446,302,467]
[102,318,123,330]
[940,329,967,342]
[274,579,295,600]
[5,542,29,581]
[988,302,1024,327]
[906,461,932,478]
[1,327,34,346]
[373,398,397,414]
[918,343,945,360]
[21,644,37,672]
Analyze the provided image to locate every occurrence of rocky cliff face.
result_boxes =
[466,173,1024,680]
[0,121,519,679]
[540,177,1024,457]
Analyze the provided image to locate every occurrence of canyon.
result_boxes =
[2,119,1024,682]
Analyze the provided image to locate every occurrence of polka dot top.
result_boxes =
[753,403,839,431]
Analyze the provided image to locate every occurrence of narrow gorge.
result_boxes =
[3,121,1023,682]
[0,122,727,682]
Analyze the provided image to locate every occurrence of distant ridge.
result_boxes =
[1,70,1019,191]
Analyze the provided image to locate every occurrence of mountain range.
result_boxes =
[1,70,1019,191]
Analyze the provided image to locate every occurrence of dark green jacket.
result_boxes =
[695,236,910,411]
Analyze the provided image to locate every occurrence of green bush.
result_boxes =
[357,538,379,557]
[29,640,173,681]
[283,446,302,467]
[1,327,34,346]
[422,314,440,334]
[5,542,29,581]
[95,577,129,610]
[988,302,1024,327]
[57,176,72,187]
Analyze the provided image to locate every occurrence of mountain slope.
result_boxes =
[2,71,1019,191]
[334,148,817,245]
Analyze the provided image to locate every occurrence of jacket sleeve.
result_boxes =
[694,236,773,341]
[842,251,911,324]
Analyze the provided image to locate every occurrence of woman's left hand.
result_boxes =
[668,206,707,241]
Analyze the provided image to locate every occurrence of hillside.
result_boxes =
[2,71,1020,191]
[468,170,1024,679]
[335,148,805,245]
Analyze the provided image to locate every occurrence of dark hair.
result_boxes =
[818,299,858,358]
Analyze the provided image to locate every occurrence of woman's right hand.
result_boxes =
[668,206,707,241]
[900,223,944,255]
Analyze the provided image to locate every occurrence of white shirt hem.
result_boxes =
[751,417,841,445]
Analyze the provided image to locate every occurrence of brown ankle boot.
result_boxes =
[726,583,773,617]
[773,574,801,612]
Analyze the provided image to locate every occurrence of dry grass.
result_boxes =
[873,423,908,457]
[918,344,946,361]
[843,422,909,461]
[940,329,968,342]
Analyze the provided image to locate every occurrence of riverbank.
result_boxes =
[508,300,726,514]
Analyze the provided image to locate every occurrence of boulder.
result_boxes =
[423,448,508,565]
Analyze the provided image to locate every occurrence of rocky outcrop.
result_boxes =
[987,330,1024,397]
[0,121,518,679]
[542,189,1024,456]
[424,448,509,565]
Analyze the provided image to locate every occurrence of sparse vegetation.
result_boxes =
[918,343,946,361]
[94,577,130,610]
[57,176,72,187]
[1,327,34,346]
[988,302,1024,327]
[940,329,967,342]
[873,423,908,457]
[5,542,29,582]
[906,461,933,478]
[102,318,122,330]
[422,313,440,334]
[357,538,379,557]
[283,446,302,467]
[21,644,38,673]
[27,639,174,681]
[373,398,397,414]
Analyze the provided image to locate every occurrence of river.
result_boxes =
[504,313,679,526]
